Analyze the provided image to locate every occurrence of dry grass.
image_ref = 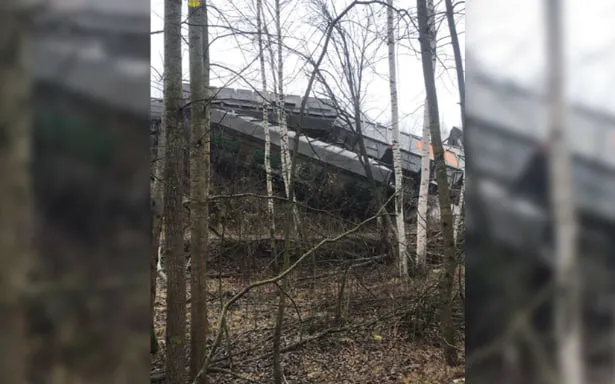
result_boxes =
[151,255,465,383]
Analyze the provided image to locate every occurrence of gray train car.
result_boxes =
[466,71,615,248]
[150,85,464,194]
[150,99,393,185]
[465,71,615,382]
[35,5,149,116]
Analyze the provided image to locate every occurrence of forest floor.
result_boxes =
[151,255,465,384]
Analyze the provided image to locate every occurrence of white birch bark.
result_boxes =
[274,0,300,234]
[275,0,291,196]
[257,0,276,236]
[387,0,408,279]
[545,0,584,383]
[453,171,464,245]
[416,0,436,271]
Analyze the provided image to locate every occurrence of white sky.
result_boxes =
[150,0,466,137]
[468,0,615,114]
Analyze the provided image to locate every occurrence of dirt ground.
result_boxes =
[151,257,465,384]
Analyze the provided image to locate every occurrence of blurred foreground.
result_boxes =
[465,1,615,382]
[0,1,150,382]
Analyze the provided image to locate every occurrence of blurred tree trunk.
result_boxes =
[0,6,33,383]
[416,0,436,273]
[386,0,409,280]
[163,0,187,382]
[544,1,584,383]
[417,0,458,366]
[188,0,210,382]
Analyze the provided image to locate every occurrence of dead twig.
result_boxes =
[191,196,392,384]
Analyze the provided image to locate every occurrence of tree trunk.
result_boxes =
[453,172,464,245]
[151,121,166,354]
[545,1,584,383]
[0,7,32,382]
[416,0,436,273]
[272,1,288,381]
[275,0,291,196]
[272,0,300,236]
[417,0,458,366]
[444,0,465,116]
[386,0,409,280]
[188,1,210,382]
[151,183,162,355]
[444,0,465,246]
[163,0,187,381]
[258,0,277,250]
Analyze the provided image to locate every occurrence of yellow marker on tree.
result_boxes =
[188,0,200,7]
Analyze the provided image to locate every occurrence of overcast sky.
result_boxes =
[151,0,614,138]
[151,0,466,137]
[468,0,615,114]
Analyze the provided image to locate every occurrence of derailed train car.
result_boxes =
[149,85,465,220]
[466,71,615,382]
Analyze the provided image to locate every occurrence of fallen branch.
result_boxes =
[151,367,258,383]
[191,196,393,384]
[227,307,409,368]
[208,367,259,382]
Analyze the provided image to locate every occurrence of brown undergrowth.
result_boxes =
[151,251,465,383]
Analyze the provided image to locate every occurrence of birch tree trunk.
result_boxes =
[188,1,210,382]
[272,3,295,381]
[386,0,409,280]
[417,0,458,366]
[416,0,436,272]
[273,0,301,235]
[0,6,33,381]
[275,0,291,196]
[151,118,165,353]
[545,1,584,383]
[163,0,187,381]
[152,78,168,284]
[257,0,276,241]
[453,173,464,244]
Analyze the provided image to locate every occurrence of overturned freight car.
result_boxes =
[149,85,465,220]
[465,71,615,383]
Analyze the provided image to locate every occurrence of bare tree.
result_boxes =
[261,0,300,235]
[152,70,168,357]
[386,0,409,280]
[274,0,292,200]
[151,119,165,355]
[452,171,464,244]
[0,5,32,382]
[443,0,465,246]
[257,0,276,243]
[163,0,187,381]
[417,0,458,366]
[416,0,436,273]
[298,1,405,265]
[188,1,210,382]
[271,1,292,381]
[545,0,584,383]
